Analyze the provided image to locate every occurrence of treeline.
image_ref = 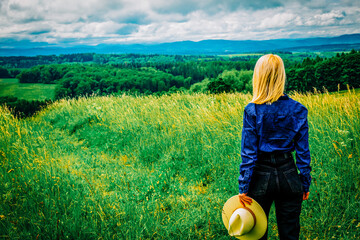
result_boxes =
[191,70,253,94]
[17,64,71,84]
[14,60,257,98]
[195,50,360,94]
[12,50,360,98]
[14,64,192,99]
[286,50,360,92]
[54,66,191,99]
[0,53,94,68]
[0,53,259,68]
[0,66,21,78]
[126,60,257,82]
[2,50,359,103]
[1,53,259,85]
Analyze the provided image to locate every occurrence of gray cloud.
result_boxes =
[9,3,26,11]
[0,0,359,45]
[115,24,139,35]
[150,0,286,15]
[109,11,151,25]
[17,15,45,24]
[238,0,284,10]
[28,29,52,35]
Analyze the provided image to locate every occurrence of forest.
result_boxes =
[286,50,360,92]
[0,50,359,117]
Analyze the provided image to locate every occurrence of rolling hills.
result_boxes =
[0,33,359,56]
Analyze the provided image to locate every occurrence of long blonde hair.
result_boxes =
[251,54,285,104]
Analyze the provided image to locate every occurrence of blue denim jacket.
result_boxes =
[238,94,312,193]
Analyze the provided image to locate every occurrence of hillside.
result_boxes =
[0,91,359,239]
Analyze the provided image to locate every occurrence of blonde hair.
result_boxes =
[251,54,285,104]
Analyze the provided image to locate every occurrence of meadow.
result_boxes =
[0,78,56,101]
[0,90,359,239]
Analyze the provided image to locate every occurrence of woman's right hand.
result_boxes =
[238,193,253,207]
[303,192,310,200]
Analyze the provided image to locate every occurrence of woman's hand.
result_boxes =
[303,192,310,200]
[238,193,253,207]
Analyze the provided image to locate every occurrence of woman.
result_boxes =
[238,54,311,240]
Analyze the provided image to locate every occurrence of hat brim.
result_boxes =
[222,195,267,240]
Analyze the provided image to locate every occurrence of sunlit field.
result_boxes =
[0,90,359,239]
[0,78,56,100]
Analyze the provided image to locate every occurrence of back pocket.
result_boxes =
[248,171,271,196]
[283,168,303,193]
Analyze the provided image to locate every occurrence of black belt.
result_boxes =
[258,152,292,159]
[257,152,293,166]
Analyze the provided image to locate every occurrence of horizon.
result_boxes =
[0,33,359,50]
[0,33,360,57]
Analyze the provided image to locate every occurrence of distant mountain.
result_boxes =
[0,34,359,56]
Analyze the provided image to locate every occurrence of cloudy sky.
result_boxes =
[0,0,359,46]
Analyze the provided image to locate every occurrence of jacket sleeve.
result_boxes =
[294,109,312,193]
[238,106,258,194]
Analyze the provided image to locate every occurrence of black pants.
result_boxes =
[248,153,303,240]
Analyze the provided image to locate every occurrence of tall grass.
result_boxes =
[0,90,359,239]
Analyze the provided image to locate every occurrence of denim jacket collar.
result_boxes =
[279,94,289,100]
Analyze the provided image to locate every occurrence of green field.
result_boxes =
[0,78,57,100]
[0,91,359,239]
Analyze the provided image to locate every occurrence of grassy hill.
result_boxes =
[0,91,359,239]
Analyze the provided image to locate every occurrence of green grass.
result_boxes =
[0,78,57,100]
[0,91,359,239]
[0,78,18,84]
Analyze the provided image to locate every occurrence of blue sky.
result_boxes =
[0,0,359,47]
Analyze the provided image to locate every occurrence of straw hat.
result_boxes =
[222,195,267,240]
